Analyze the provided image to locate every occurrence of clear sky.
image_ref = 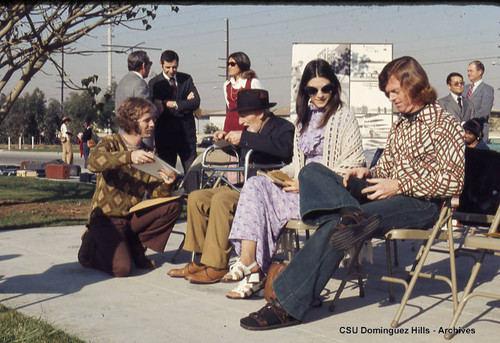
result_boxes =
[20,3,500,112]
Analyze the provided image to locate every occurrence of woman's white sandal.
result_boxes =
[226,271,266,299]
[221,260,258,283]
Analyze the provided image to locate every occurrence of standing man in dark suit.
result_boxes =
[149,50,201,174]
[437,72,469,124]
[462,60,494,141]
[115,50,155,148]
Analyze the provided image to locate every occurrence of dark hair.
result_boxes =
[229,51,250,72]
[470,60,485,74]
[160,50,179,64]
[117,97,155,134]
[296,59,342,134]
[379,56,437,105]
[228,51,256,79]
[463,118,484,138]
[127,51,150,72]
[446,72,463,85]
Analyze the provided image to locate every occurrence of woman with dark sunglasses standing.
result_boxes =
[223,59,365,299]
[222,51,263,132]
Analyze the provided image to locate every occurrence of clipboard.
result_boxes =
[132,154,183,179]
[129,195,181,213]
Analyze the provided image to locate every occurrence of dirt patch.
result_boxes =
[0,200,90,220]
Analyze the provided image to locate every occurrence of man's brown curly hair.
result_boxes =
[117,97,155,134]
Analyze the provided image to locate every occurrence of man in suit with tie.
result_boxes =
[115,50,155,148]
[462,60,494,141]
[437,72,469,124]
[149,50,201,174]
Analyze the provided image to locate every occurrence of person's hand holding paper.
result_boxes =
[131,153,183,181]
[158,169,176,184]
[131,150,155,165]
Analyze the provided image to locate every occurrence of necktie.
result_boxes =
[466,83,474,99]
[170,78,177,99]
[457,96,462,109]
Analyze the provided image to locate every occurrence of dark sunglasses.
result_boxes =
[304,84,335,96]
[227,62,237,67]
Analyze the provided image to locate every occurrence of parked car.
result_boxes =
[198,136,215,148]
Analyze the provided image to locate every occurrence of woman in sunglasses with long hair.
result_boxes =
[222,51,263,132]
[224,59,365,299]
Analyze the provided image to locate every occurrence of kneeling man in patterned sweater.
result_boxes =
[78,97,182,277]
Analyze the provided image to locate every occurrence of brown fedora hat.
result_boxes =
[62,116,71,122]
[230,89,277,113]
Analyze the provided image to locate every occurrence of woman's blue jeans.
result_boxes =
[273,163,440,321]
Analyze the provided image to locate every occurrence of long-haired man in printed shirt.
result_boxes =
[240,56,465,330]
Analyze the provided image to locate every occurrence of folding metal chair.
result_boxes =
[276,219,318,262]
[328,199,458,324]
[444,204,500,339]
[442,148,500,339]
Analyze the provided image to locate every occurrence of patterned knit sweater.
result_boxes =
[285,107,366,178]
[371,103,465,200]
[87,134,173,220]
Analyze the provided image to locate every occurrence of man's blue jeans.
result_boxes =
[273,163,440,321]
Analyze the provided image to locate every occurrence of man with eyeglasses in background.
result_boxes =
[462,60,494,142]
[438,72,469,124]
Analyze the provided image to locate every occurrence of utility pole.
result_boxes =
[218,18,229,80]
[107,24,113,90]
[225,18,229,79]
[217,19,229,112]
[60,46,64,114]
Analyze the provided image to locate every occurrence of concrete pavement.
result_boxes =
[1,221,499,343]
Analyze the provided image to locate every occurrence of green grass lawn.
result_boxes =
[0,304,85,343]
[0,143,81,153]
[0,175,94,230]
[0,175,94,203]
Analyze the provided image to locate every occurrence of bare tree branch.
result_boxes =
[0,4,158,125]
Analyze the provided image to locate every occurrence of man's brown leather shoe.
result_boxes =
[186,266,229,284]
[167,262,206,278]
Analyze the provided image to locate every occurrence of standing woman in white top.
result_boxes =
[222,52,262,133]
[60,116,73,164]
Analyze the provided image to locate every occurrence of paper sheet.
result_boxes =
[132,155,183,179]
